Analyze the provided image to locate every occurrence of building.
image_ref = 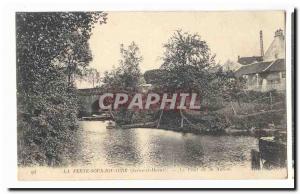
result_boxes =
[235,29,286,92]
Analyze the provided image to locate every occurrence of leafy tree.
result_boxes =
[102,41,142,92]
[155,30,245,129]
[84,68,101,87]
[159,30,216,96]
[158,30,243,101]
[222,59,241,72]
[16,12,107,166]
[102,42,142,124]
[55,31,93,86]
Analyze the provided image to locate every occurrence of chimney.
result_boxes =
[259,30,264,57]
[274,29,284,37]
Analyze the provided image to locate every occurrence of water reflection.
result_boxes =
[103,128,142,167]
[181,136,205,166]
[143,131,205,167]
[78,121,258,169]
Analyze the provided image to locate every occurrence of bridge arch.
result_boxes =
[77,88,103,117]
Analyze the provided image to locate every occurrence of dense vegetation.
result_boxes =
[17,12,107,166]
[100,30,242,131]
[102,30,286,133]
[101,42,144,124]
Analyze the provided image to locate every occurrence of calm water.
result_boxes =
[77,121,258,169]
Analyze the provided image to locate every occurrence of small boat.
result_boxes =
[106,120,116,129]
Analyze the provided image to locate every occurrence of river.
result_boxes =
[77,121,258,169]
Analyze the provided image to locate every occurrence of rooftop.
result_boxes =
[237,56,263,65]
[235,59,285,77]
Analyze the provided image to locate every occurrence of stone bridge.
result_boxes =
[77,88,103,116]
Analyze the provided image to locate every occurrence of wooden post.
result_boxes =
[230,101,237,115]
[251,149,261,170]
[157,110,163,128]
[180,114,184,128]
[179,109,184,128]
[270,92,273,110]
[256,73,259,89]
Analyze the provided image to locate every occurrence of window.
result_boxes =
[282,72,286,78]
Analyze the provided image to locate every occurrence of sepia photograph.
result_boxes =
[15,10,292,182]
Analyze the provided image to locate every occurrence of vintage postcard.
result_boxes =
[16,11,293,182]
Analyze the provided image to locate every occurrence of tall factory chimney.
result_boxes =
[259,30,264,57]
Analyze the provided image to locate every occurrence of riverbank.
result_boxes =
[78,117,285,137]
[118,121,285,137]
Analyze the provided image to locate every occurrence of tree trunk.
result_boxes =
[68,74,71,86]
[180,115,184,128]
[230,100,237,115]
[157,110,164,128]
[179,109,186,129]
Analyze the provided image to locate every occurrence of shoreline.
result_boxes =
[79,119,284,137]
[120,125,285,137]
[118,122,253,136]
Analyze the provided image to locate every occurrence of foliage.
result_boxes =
[144,30,247,132]
[84,68,101,87]
[158,30,215,94]
[143,69,167,85]
[161,30,215,70]
[222,60,241,71]
[102,42,143,124]
[55,31,93,85]
[233,110,285,130]
[102,42,142,92]
[238,90,286,105]
[17,12,107,166]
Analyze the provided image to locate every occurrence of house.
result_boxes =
[235,29,286,92]
[139,83,153,93]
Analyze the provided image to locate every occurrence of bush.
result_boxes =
[233,110,285,130]
[18,84,80,166]
[238,90,286,105]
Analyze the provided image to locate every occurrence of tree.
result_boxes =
[102,42,143,124]
[16,12,107,166]
[102,41,142,92]
[159,30,216,96]
[222,60,241,72]
[85,68,101,87]
[118,42,143,91]
[55,32,93,86]
[156,30,244,129]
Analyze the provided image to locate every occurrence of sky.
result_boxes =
[77,11,285,88]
